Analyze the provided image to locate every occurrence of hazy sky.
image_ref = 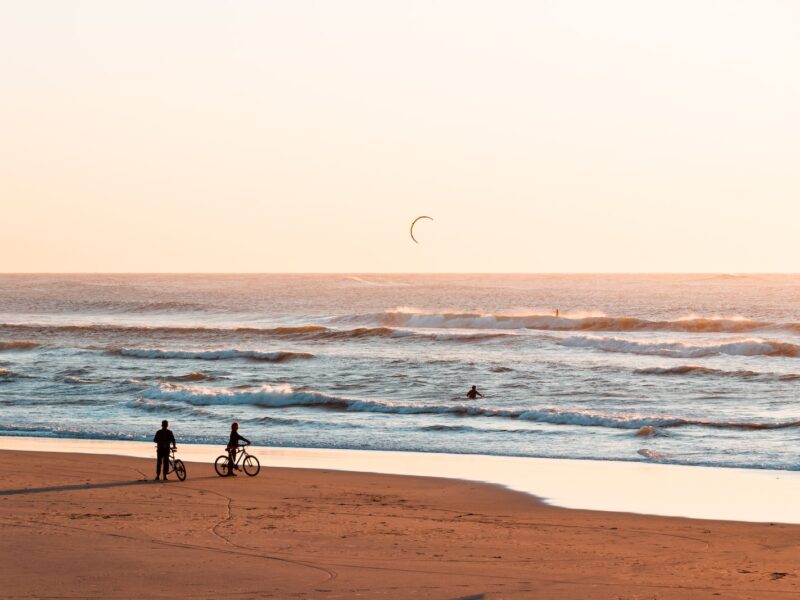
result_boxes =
[2,1,799,272]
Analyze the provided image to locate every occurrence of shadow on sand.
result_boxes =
[0,475,219,496]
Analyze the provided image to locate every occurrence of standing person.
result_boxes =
[466,385,483,400]
[226,422,250,477]
[153,420,176,481]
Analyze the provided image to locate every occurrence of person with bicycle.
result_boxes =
[225,422,250,477]
[153,420,177,481]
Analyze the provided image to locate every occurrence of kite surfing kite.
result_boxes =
[410,215,433,243]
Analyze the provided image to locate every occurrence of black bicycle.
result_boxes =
[215,443,260,477]
[157,446,187,481]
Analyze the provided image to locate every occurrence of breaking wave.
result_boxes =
[637,448,668,460]
[0,368,19,380]
[127,398,211,416]
[419,424,539,434]
[0,341,40,351]
[0,423,141,441]
[111,348,314,362]
[144,383,345,408]
[142,383,800,431]
[332,310,800,334]
[0,322,329,337]
[634,365,762,377]
[163,371,217,382]
[559,336,800,358]
[62,376,106,384]
[0,322,509,343]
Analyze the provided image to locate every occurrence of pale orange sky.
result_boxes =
[2,1,799,273]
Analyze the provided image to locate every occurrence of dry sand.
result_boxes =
[1,450,799,599]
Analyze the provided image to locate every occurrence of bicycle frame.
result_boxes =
[228,444,251,467]
[155,446,186,481]
[216,443,260,477]
[168,448,179,473]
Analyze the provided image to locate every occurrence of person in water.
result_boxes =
[153,420,176,481]
[466,385,483,400]
[226,422,250,477]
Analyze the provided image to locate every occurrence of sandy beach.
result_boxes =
[2,449,799,599]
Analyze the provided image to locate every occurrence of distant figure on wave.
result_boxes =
[153,419,176,481]
[554,308,559,317]
[466,385,483,400]
[226,422,250,477]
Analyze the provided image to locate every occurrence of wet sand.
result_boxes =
[5,436,800,523]
[2,450,800,598]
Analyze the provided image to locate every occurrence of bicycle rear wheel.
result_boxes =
[243,455,260,477]
[174,459,186,481]
[214,455,231,477]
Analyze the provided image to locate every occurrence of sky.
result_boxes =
[2,1,799,273]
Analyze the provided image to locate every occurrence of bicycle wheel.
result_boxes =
[214,455,231,477]
[174,459,186,481]
[243,455,260,477]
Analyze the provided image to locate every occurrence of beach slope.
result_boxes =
[1,450,799,598]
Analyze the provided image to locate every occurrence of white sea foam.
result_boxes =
[558,336,800,358]
[333,310,797,333]
[142,383,800,431]
[637,448,668,460]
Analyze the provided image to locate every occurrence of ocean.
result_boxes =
[1,273,799,470]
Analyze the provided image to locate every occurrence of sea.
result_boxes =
[1,273,799,471]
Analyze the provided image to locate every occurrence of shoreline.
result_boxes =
[3,435,800,524]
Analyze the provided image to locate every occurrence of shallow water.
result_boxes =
[2,273,800,470]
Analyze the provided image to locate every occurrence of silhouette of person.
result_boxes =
[555,308,559,317]
[466,385,483,400]
[153,420,176,481]
[226,422,250,477]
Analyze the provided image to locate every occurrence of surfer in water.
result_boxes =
[466,385,483,400]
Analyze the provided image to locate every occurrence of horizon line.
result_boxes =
[2,272,799,276]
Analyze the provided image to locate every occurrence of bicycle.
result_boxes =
[215,443,260,477]
[156,446,187,481]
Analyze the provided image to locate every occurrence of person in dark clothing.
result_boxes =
[153,420,176,481]
[225,422,250,477]
[466,385,483,400]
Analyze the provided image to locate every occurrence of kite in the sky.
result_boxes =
[410,215,433,243]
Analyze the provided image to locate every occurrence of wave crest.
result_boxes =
[0,341,40,351]
[164,371,217,382]
[142,383,800,432]
[112,348,314,362]
[0,368,19,379]
[333,310,800,334]
[0,322,329,337]
[634,365,762,377]
[638,448,668,460]
[0,322,507,344]
[559,336,800,358]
